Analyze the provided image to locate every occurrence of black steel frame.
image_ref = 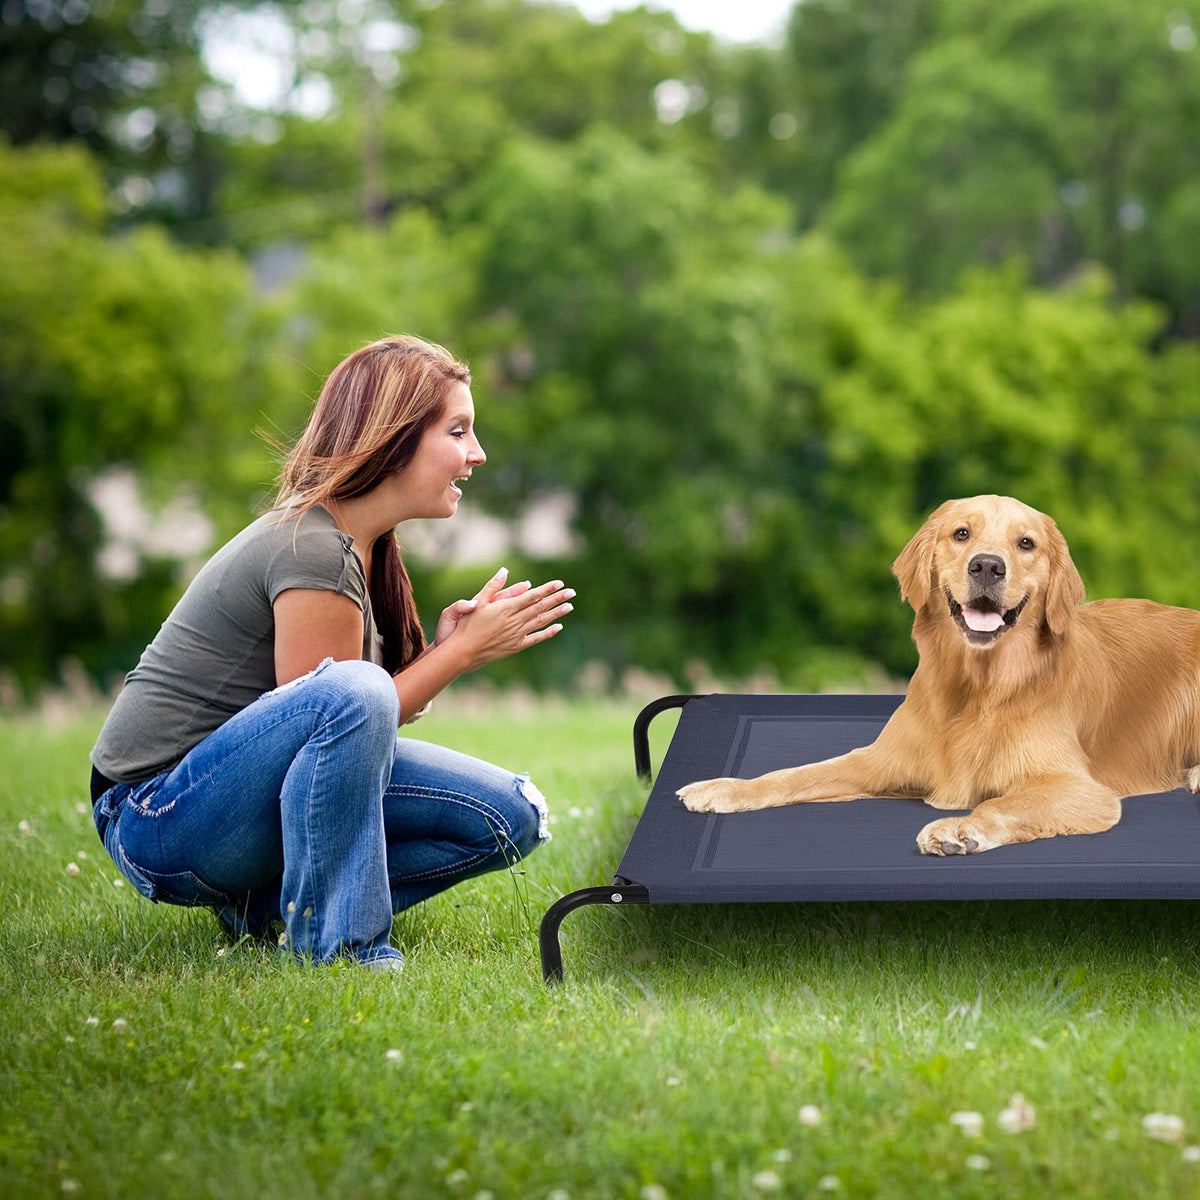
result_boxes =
[538,694,699,984]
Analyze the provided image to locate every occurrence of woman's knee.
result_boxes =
[307,659,399,733]
[507,773,551,858]
[452,778,548,863]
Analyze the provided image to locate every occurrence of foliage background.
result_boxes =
[2,0,1199,697]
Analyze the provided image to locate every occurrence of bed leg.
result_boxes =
[539,883,650,985]
[633,694,700,780]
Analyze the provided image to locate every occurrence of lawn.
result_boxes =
[2,694,1200,1199]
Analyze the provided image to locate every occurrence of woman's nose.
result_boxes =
[470,438,486,465]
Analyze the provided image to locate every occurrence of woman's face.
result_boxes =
[398,382,486,519]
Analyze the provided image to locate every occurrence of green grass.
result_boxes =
[3,696,1200,1199]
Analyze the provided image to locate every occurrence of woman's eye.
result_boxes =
[1018,536,1036,551]
[451,430,465,438]
[952,527,970,542]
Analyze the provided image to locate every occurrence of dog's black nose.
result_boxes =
[968,553,1006,582]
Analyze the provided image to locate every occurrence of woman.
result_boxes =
[89,335,573,971]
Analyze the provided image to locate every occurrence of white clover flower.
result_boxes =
[61,1179,81,1195]
[75,802,88,814]
[111,1018,128,1032]
[817,1176,841,1191]
[547,1190,571,1200]
[85,1017,99,1027]
[1182,1145,1200,1163]
[17,820,30,835]
[568,806,583,818]
[998,1093,1035,1133]
[64,1035,76,1044]
[640,1186,668,1200]
[1143,1113,1185,1143]
[459,1101,475,1113]
[445,1168,469,1188]
[772,1148,793,1164]
[964,1040,978,1050]
[965,1154,992,1171]
[997,1109,1022,1134]
[666,1076,681,1087]
[111,878,125,887]
[751,1170,781,1191]
[76,850,88,859]
[231,1061,245,1071]
[798,1104,823,1126]
[65,862,80,876]
[950,1111,984,1138]
[385,1048,403,1062]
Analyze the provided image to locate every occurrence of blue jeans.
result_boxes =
[91,659,550,967]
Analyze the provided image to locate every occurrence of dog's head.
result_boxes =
[892,495,1084,649]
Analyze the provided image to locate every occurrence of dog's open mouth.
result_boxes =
[946,590,1028,645]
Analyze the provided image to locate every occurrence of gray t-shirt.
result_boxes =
[91,504,385,782]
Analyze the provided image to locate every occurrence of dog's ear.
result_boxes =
[1043,516,1085,635]
[892,504,950,612]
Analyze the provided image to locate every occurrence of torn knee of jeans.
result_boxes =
[260,656,335,699]
[516,773,552,845]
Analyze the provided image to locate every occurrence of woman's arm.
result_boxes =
[273,572,573,720]
[394,572,573,716]
[273,589,364,685]
[272,588,454,720]
[390,637,475,719]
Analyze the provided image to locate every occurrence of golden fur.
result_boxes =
[678,495,1200,855]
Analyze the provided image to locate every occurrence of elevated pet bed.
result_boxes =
[539,693,1200,983]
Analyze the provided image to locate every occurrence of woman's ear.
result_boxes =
[1044,516,1085,636]
[892,504,950,612]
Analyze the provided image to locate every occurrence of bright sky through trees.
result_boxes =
[572,0,790,42]
[201,1,792,109]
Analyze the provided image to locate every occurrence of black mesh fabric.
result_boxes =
[615,694,1200,903]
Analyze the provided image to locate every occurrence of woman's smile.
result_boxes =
[385,382,485,520]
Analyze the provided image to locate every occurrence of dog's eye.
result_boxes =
[952,527,970,542]
[1018,536,1036,551]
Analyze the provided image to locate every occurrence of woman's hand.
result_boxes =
[392,567,572,719]
[432,566,533,647]
[442,569,574,670]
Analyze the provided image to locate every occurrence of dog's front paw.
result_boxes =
[916,816,999,856]
[678,778,757,814]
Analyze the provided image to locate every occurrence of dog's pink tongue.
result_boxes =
[963,608,1004,633]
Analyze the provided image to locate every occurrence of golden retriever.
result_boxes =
[679,495,1200,855]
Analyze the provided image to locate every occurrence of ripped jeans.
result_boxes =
[91,659,550,968]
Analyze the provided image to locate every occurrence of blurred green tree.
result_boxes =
[820,0,1200,326]
[0,0,233,228]
[826,39,1064,294]
[773,0,941,223]
[209,0,729,245]
[456,129,865,683]
[0,139,286,691]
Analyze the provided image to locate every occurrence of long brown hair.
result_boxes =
[276,334,471,673]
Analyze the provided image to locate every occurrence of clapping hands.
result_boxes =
[434,567,574,669]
